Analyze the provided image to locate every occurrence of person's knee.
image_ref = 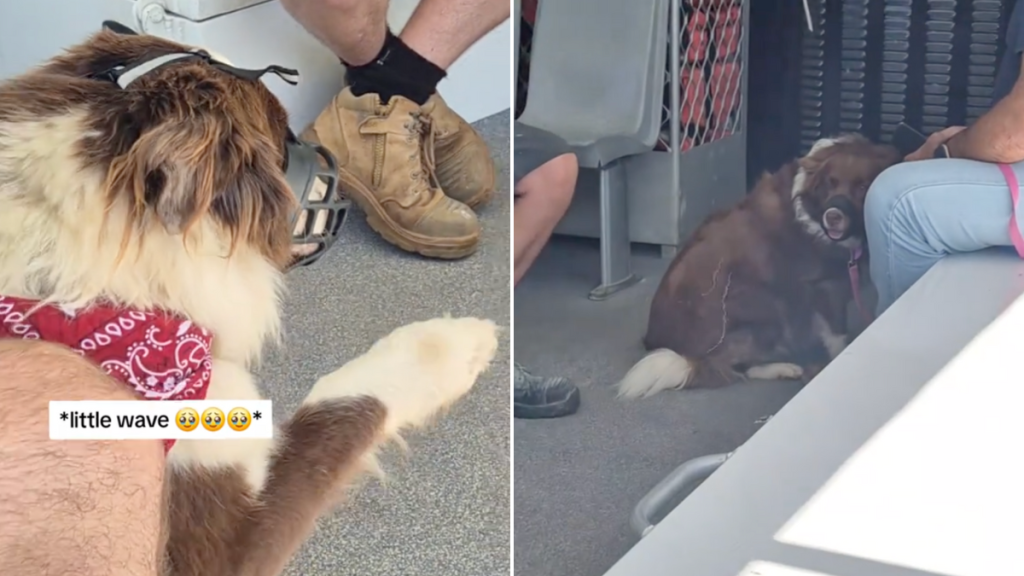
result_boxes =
[0,339,163,461]
[524,152,578,210]
[0,339,138,402]
[0,340,149,444]
[286,0,362,11]
[549,152,579,190]
[864,162,920,236]
[0,340,165,574]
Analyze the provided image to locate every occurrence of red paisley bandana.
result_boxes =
[0,295,213,452]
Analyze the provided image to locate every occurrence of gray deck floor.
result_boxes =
[514,237,804,576]
[256,111,510,576]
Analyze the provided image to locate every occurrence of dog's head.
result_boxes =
[21,29,299,268]
[791,134,900,249]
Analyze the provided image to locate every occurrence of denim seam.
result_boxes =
[884,180,1009,300]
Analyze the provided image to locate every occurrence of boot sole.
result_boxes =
[513,386,581,419]
[338,171,480,260]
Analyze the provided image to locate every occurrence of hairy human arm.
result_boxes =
[946,57,1024,163]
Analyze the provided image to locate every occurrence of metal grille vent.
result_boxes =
[798,0,1009,154]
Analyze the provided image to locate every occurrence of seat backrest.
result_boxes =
[519,0,667,154]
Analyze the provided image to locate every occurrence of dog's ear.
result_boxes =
[797,153,836,197]
[213,144,297,266]
[877,143,903,168]
[798,140,829,176]
[797,153,820,175]
[107,114,226,235]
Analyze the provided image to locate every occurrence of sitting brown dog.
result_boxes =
[617,134,899,398]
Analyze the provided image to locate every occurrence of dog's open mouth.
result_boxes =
[825,227,846,241]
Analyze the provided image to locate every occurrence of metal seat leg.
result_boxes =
[631,452,733,538]
[589,159,642,301]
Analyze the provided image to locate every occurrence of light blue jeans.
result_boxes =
[864,158,1022,316]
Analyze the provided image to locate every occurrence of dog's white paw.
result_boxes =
[746,363,804,380]
[812,313,848,359]
[304,317,500,435]
[820,333,848,360]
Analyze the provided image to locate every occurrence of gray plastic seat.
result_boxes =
[518,0,667,299]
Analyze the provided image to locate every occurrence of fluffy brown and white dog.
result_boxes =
[0,29,498,575]
[617,134,899,398]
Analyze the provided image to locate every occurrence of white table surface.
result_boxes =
[604,249,1024,576]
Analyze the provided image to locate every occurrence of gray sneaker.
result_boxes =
[513,363,580,419]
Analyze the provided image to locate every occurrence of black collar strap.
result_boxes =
[102,20,138,35]
[212,61,299,86]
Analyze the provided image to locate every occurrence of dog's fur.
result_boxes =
[618,135,899,398]
[0,30,499,575]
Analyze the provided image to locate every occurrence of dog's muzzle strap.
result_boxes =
[284,134,350,268]
[211,62,299,85]
[98,23,299,87]
[822,195,860,241]
[823,195,856,218]
[111,53,198,88]
[104,53,299,90]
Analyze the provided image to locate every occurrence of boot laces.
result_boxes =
[514,362,569,392]
[405,111,441,196]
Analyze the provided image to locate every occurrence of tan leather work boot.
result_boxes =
[421,93,497,209]
[301,87,480,259]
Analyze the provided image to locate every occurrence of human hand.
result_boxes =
[903,126,966,162]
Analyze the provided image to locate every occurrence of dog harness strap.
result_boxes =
[114,53,201,88]
[107,52,300,90]
[848,247,873,325]
[997,163,1024,259]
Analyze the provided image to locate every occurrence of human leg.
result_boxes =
[399,0,507,208]
[864,158,1018,315]
[513,154,577,284]
[400,0,510,71]
[0,340,165,576]
[284,0,506,259]
[512,123,580,419]
[281,0,507,99]
[513,122,578,285]
[279,0,388,66]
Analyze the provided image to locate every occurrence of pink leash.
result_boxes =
[848,246,872,325]
[997,163,1024,258]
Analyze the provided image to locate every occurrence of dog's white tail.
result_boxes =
[616,349,696,399]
